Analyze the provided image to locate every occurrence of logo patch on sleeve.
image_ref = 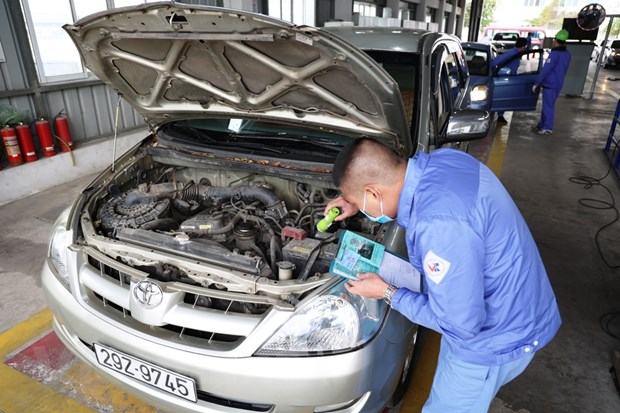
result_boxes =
[423,250,451,284]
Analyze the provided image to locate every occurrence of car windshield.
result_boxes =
[494,32,519,41]
[612,40,620,49]
[464,48,489,76]
[159,119,352,162]
[363,50,418,127]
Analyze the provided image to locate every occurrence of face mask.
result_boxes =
[361,191,394,224]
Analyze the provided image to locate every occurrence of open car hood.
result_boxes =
[64,2,410,149]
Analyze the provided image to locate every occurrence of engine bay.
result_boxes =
[82,152,382,302]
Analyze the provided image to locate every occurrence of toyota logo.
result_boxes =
[133,280,163,308]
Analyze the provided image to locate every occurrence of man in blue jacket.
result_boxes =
[533,29,571,135]
[491,37,528,123]
[326,139,561,413]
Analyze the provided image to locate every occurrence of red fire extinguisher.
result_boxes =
[2,125,23,166]
[35,118,56,157]
[16,122,37,162]
[54,114,73,152]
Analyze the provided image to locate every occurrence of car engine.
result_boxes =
[89,162,378,290]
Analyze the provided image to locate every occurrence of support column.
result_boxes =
[467,0,483,42]
[416,0,428,22]
[437,0,446,32]
[386,0,400,18]
[447,2,457,34]
[333,0,353,21]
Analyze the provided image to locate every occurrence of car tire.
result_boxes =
[389,328,421,407]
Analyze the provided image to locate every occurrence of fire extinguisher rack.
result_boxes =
[604,98,620,177]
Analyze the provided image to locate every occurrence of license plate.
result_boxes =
[94,343,197,402]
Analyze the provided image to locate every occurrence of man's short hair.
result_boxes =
[515,37,527,48]
[333,138,405,191]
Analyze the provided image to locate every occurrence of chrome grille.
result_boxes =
[80,248,271,350]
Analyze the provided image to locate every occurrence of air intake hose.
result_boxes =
[201,185,280,207]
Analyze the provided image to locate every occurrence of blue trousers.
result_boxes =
[538,87,560,131]
[422,339,534,413]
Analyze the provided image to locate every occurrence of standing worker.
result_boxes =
[326,139,561,413]
[492,37,528,123]
[533,29,571,135]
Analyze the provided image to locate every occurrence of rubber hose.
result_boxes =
[269,236,280,271]
[202,185,279,207]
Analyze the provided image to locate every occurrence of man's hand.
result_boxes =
[345,273,388,299]
[324,196,359,221]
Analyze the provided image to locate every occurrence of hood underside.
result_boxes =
[64,2,409,148]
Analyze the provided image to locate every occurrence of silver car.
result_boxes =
[43,3,421,413]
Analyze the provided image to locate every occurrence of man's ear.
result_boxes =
[363,184,381,200]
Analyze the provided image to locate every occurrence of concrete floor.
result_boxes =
[491,71,620,412]
[1,67,620,412]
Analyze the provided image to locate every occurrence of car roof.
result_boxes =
[462,42,491,51]
[322,26,427,53]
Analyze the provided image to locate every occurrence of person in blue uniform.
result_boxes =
[326,138,561,413]
[491,37,528,123]
[533,29,571,135]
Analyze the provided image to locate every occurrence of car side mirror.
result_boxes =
[497,67,511,76]
[440,110,490,143]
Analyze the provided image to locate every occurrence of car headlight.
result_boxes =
[48,208,72,291]
[256,280,388,356]
[470,85,489,102]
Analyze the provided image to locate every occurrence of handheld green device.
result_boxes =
[316,207,340,232]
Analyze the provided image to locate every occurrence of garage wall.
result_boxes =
[0,0,238,162]
[0,0,147,154]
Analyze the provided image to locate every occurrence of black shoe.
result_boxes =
[497,115,507,124]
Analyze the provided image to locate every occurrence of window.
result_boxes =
[268,0,315,25]
[353,1,377,17]
[363,50,418,127]
[464,48,489,76]
[493,32,519,41]
[425,7,436,23]
[559,0,578,7]
[430,46,452,140]
[22,0,160,83]
[524,0,545,6]
[495,50,543,76]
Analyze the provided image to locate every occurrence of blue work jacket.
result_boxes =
[491,47,521,74]
[535,46,571,90]
[391,149,561,366]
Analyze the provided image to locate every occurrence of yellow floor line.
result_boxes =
[0,364,95,413]
[0,309,95,413]
[0,309,153,413]
[0,309,52,359]
[62,361,157,413]
[400,330,441,412]
[400,120,511,412]
[486,120,511,177]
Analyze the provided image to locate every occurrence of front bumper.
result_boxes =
[42,260,414,413]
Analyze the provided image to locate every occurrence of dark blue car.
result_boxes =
[462,42,544,114]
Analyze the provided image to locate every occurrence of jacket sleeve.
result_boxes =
[535,50,557,86]
[490,48,519,71]
[390,216,486,341]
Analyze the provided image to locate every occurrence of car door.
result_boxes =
[429,41,469,149]
[490,49,543,112]
[462,45,494,110]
